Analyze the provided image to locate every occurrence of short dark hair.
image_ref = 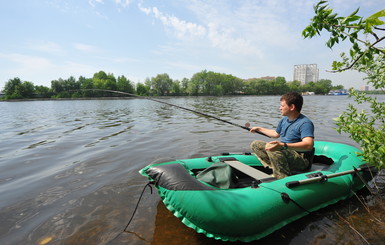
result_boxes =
[280,92,303,112]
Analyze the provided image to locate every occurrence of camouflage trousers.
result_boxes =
[250,140,310,179]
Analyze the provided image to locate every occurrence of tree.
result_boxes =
[315,79,333,94]
[204,71,218,95]
[171,80,181,95]
[3,78,36,99]
[302,81,316,93]
[303,1,385,168]
[79,76,94,97]
[20,81,35,98]
[245,78,270,95]
[4,77,23,99]
[51,78,65,94]
[91,71,117,96]
[180,78,190,95]
[35,85,51,98]
[331,84,344,90]
[287,80,302,92]
[151,73,173,96]
[93,71,108,88]
[255,79,272,95]
[272,77,289,95]
[50,77,80,98]
[65,76,80,91]
[105,73,117,91]
[221,73,244,95]
[189,70,207,95]
[117,75,134,94]
[136,82,149,96]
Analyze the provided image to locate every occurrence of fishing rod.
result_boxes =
[80,89,268,137]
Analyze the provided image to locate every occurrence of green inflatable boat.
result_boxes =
[139,141,375,242]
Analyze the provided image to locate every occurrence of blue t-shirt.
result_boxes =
[276,114,314,143]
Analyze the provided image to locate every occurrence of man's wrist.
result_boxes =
[282,142,288,150]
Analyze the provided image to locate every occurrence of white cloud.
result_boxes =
[167,15,206,39]
[109,57,141,63]
[139,5,206,40]
[137,0,324,59]
[115,0,132,8]
[2,53,54,71]
[62,62,99,76]
[73,43,99,53]
[187,0,304,51]
[88,0,132,12]
[138,4,151,15]
[0,53,97,87]
[0,53,58,86]
[27,41,65,55]
[138,2,265,57]
[206,23,263,57]
[89,0,104,8]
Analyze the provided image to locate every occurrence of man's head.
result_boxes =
[280,92,303,113]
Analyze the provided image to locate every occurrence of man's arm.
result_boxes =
[266,137,314,152]
[250,127,280,138]
[283,137,314,151]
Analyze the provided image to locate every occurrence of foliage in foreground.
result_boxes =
[303,0,385,169]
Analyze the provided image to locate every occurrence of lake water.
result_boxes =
[0,95,384,245]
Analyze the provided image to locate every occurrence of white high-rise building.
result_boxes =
[293,64,319,85]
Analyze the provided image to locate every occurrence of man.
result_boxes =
[249,92,314,179]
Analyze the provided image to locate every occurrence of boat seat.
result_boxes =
[220,157,272,181]
[308,155,334,172]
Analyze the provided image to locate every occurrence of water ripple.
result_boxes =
[0,95,384,244]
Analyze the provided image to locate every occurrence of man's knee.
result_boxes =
[250,140,266,151]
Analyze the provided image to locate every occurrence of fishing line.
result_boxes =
[79,89,268,137]
[123,182,153,232]
[108,182,153,243]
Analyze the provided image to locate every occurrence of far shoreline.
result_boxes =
[0,97,137,102]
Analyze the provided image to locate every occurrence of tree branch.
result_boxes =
[324,21,383,44]
[328,35,385,73]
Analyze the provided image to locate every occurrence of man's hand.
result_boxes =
[265,141,283,151]
[249,126,261,133]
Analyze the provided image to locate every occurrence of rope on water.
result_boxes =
[123,182,153,232]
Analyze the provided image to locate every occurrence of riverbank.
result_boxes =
[0,97,136,102]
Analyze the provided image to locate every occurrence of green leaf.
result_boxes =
[346,15,361,23]
[353,42,360,52]
[367,9,385,21]
[365,9,385,33]
[342,7,361,24]
[349,7,360,17]
[350,48,355,58]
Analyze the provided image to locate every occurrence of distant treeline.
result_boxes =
[1,70,348,100]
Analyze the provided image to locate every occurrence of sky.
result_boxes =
[0,0,384,91]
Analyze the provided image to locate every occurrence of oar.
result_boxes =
[79,89,268,137]
[353,166,377,194]
[286,164,375,188]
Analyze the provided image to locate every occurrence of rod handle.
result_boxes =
[286,181,300,188]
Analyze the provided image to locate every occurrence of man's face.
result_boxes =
[279,100,293,116]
